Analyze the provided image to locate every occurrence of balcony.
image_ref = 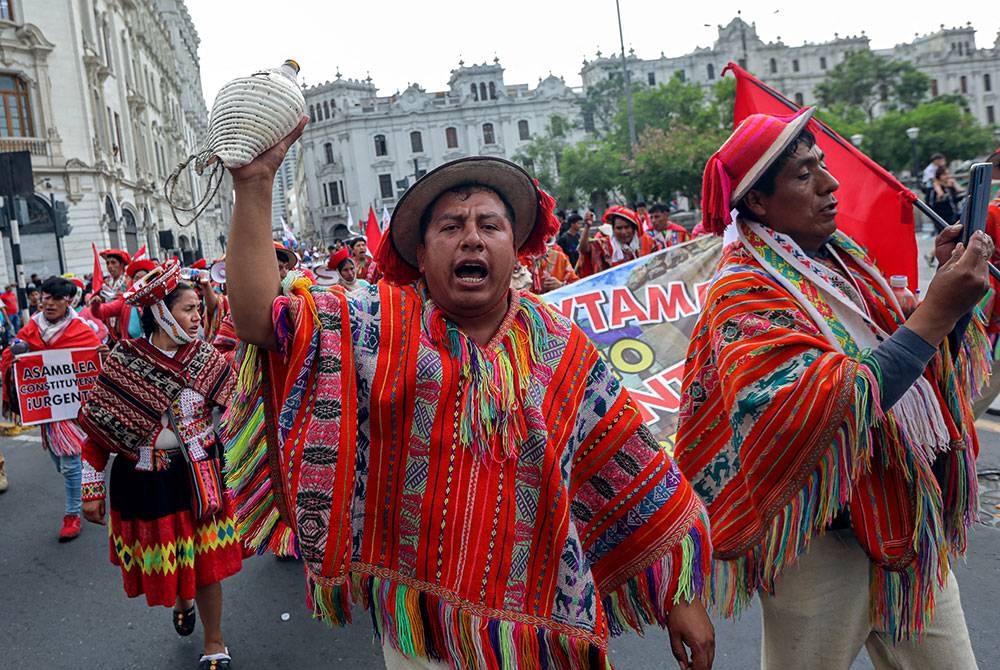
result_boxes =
[0,137,48,156]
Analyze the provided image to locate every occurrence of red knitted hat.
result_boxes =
[327,247,351,270]
[700,107,815,235]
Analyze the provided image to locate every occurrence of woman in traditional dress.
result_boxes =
[79,261,241,670]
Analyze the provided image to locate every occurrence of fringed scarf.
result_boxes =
[224,278,711,669]
[676,219,986,641]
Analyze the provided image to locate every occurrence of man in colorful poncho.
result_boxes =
[577,206,658,277]
[675,108,992,668]
[224,120,715,670]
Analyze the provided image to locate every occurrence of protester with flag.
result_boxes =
[79,261,241,670]
[577,205,657,276]
[224,122,715,669]
[675,108,991,668]
[1,277,105,541]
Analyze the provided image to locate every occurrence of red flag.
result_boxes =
[133,244,148,261]
[365,205,382,255]
[725,63,918,287]
[91,243,104,295]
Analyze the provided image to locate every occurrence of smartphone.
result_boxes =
[960,162,993,244]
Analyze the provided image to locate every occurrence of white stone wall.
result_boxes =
[299,63,585,246]
[0,0,223,286]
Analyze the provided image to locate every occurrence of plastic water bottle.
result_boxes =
[890,275,917,317]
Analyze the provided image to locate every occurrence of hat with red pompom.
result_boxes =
[700,107,815,235]
[375,156,560,286]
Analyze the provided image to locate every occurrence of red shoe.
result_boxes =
[58,514,81,542]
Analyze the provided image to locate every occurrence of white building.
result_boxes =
[297,60,584,246]
[581,17,1000,126]
[0,0,227,286]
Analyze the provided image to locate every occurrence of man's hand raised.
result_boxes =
[229,116,308,187]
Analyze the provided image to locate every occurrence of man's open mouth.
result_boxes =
[454,261,489,285]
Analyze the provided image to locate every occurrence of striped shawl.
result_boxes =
[676,220,988,640]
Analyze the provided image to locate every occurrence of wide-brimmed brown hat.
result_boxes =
[387,157,540,268]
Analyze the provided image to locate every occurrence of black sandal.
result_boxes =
[173,605,196,636]
[198,650,231,670]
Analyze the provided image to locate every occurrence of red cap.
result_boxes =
[100,248,131,265]
[126,259,157,278]
[327,247,351,270]
[602,205,642,230]
[190,258,208,270]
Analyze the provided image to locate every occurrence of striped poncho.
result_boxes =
[676,220,988,640]
[224,276,710,669]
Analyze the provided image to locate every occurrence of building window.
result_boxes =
[678,70,686,82]
[329,181,341,206]
[378,173,393,199]
[324,142,334,164]
[106,197,120,248]
[489,81,497,99]
[102,20,113,70]
[820,56,827,70]
[114,111,125,163]
[479,83,487,101]
[647,72,656,86]
[0,1,13,21]
[482,123,495,145]
[931,79,939,97]
[309,104,316,122]
[0,75,34,137]
[322,182,329,207]
[517,120,530,141]
[769,58,777,74]
[794,92,804,106]
[960,76,968,94]
[738,57,747,70]
[445,126,458,149]
[792,59,800,73]
[410,130,423,153]
[987,106,995,125]
[985,74,992,92]
[373,134,387,156]
[706,64,715,80]
[470,84,478,101]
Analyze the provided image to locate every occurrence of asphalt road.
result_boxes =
[0,419,998,670]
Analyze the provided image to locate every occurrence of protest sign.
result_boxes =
[544,235,722,455]
[13,347,102,425]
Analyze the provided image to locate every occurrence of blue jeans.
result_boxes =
[48,451,82,516]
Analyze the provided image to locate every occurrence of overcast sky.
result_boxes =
[186,1,1000,107]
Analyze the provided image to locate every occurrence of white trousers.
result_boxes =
[760,530,977,670]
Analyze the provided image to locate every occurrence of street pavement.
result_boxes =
[1,232,999,669]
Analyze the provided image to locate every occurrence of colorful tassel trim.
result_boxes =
[423,289,560,462]
[711,355,884,619]
[603,508,711,638]
[222,343,297,557]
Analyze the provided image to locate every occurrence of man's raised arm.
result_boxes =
[226,118,307,349]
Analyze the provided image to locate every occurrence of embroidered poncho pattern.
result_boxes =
[675,220,988,640]
[224,279,710,669]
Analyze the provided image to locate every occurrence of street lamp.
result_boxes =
[850,134,864,150]
[905,126,920,187]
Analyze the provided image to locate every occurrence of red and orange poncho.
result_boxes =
[224,275,710,669]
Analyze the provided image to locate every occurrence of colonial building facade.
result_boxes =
[291,18,998,249]
[0,0,229,286]
[581,17,1000,125]
[297,60,584,246]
